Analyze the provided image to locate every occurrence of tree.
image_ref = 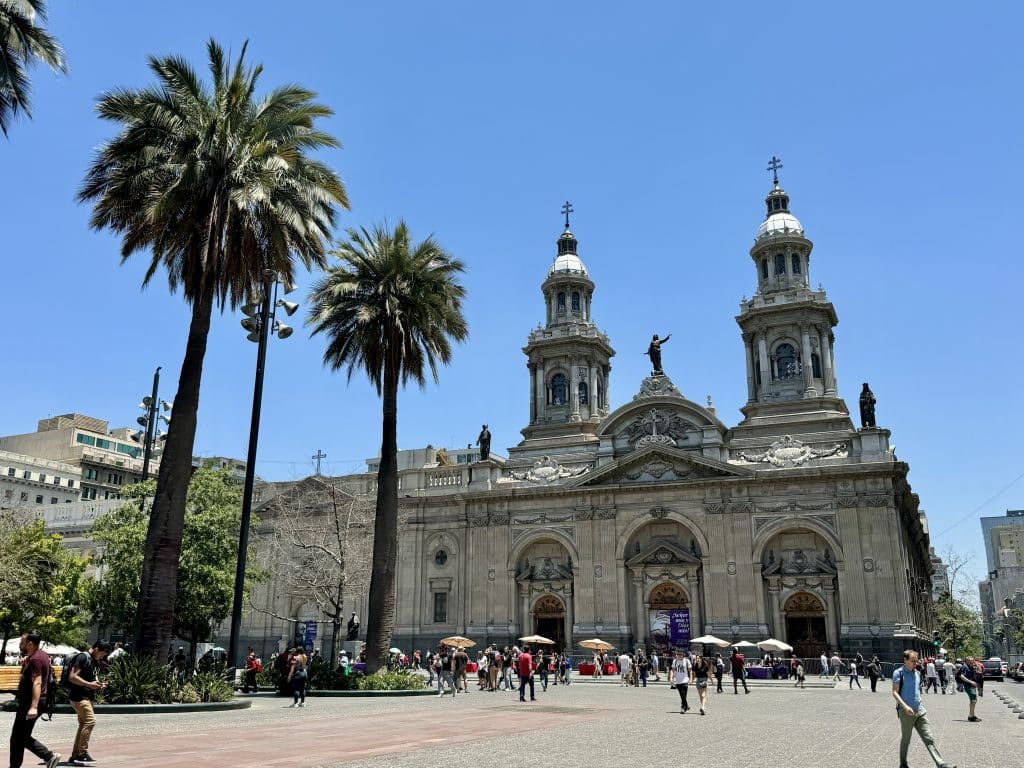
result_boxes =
[78,39,348,658]
[308,221,468,672]
[935,592,984,660]
[251,477,374,663]
[87,469,262,663]
[0,0,66,136]
[0,511,89,660]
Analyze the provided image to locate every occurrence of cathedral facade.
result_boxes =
[247,176,937,661]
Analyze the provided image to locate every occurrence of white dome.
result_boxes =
[755,212,804,241]
[549,252,588,276]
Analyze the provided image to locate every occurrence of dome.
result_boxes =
[755,212,804,241]
[549,252,588,276]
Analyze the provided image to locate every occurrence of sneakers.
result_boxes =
[968,715,981,722]
[72,755,98,766]
[700,707,705,715]
[46,755,61,768]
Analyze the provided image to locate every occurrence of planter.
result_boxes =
[2,699,251,714]
[306,689,433,697]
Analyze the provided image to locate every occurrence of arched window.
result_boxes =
[791,254,801,274]
[556,292,566,312]
[550,373,568,405]
[571,291,580,312]
[761,258,768,280]
[811,353,822,378]
[774,254,786,275]
[773,343,800,380]
[578,381,589,405]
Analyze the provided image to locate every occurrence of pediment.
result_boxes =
[567,444,753,488]
[625,539,702,569]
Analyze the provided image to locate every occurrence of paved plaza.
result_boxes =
[4,679,1023,768]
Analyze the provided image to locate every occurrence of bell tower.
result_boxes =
[518,203,615,451]
[734,159,853,438]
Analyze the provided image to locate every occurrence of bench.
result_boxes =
[0,665,63,693]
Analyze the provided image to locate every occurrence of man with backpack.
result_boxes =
[64,640,111,766]
[892,649,956,768]
[9,632,60,768]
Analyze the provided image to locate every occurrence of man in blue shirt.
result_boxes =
[892,649,956,768]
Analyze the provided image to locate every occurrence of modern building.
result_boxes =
[929,547,950,602]
[978,510,1024,660]
[0,449,82,509]
[241,175,938,660]
[980,509,1024,571]
[0,414,158,501]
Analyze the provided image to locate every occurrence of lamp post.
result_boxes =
[134,367,172,481]
[227,270,298,668]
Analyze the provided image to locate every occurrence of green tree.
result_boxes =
[78,39,348,658]
[0,0,66,136]
[88,469,261,663]
[308,221,468,672]
[0,511,89,659]
[935,592,984,659]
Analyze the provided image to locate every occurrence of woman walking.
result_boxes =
[849,659,862,689]
[693,653,711,714]
[288,647,308,707]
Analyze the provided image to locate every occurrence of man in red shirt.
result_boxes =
[9,632,60,768]
[518,645,536,702]
[730,648,749,694]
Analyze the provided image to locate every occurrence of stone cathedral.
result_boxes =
[247,172,937,660]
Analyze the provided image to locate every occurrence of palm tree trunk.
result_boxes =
[134,287,215,658]
[364,355,399,674]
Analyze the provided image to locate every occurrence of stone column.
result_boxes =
[757,336,771,400]
[800,326,816,398]
[818,327,836,395]
[528,364,537,424]
[589,363,598,418]
[571,358,581,417]
[768,582,783,638]
[742,332,756,402]
[633,575,646,646]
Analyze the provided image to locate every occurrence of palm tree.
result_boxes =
[78,39,348,658]
[308,222,468,672]
[0,0,65,136]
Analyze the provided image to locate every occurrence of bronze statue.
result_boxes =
[346,612,360,641]
[476,424,491,461]
[859,382,876,428]
[644,333,671,375]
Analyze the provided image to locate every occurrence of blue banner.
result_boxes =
[668,609,690,647]
[304,621,317,652]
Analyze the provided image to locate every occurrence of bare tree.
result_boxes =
[252,477,374,662]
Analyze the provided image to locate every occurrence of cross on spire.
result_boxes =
[561,200,574,230]
[311,449,327,475]
[766,155,783,185]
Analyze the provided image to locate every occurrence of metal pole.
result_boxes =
[141,367,161,481]
[228,274,274,669]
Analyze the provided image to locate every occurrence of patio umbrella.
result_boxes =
[440,636,475,648]
[519,634,556,645]
[389,647,402,654]
[757,639,793,652]
[690,635,731,647]
[578,638,614,651]
[732,640,759,649]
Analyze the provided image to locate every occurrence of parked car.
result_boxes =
[1009,662,1024,682]
[982,658,1004,681]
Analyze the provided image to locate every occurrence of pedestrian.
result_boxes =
[106,642,126,663]
[953,658,963,692]
[830,652,843,682]
[714,653,725,693]
[537,648,550,692]
[560,652,572,685]
[893,649,957,768]
[650,651,660,681]
[438,648,455,697]
[242,648,261,694]
[956,657,981,722]
[820,651,829,678]
[500,647,514,690]
[9,632,60,768]
[867,656,882,692]
[287,647,308,707]
[452,646,469,694]
[671,648,692,713]
[941,657,955,694]
[971,658,985,698]
[924,658,939,693]
[936,657,947,693]
[692,653,711,714]
[794,661,805,689]
[65,639,111,767]
[729,648,749,694]
[488,647,500,690]
[518,645,536,702]
[617,650,632,687]
[592,651,602,679]
[849,659,862,689]
[637,650,649,688]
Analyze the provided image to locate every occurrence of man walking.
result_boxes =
[671,648,692,713]
[867,656,882,692]
[956,657,981,722]
[714,653,725,692]
[617,650,632,686]
[820,651,829,678]
[66,640,111,767]
[924,657,939,693]
[893,650,956,768]
[9,632,60,768]
[452,646,469,694]
[730,648,749,694]
[518,645,536,702]
[830,652,844,682]
[941,657,955,694]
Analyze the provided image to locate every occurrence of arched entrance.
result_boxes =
[784,592,827,659]
[647,582,689,657]
[532,594,567,650]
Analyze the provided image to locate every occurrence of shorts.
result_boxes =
[696,679,708,689]
[965,686,977,701]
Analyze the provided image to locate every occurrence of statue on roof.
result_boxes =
[645,333,671,375]
[476,424,491,461]
[859,383,877,429]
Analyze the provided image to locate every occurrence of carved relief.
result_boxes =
[726,561,738,575]
[649,505,671,519]
[623,408,697,449]
[505,456,591,483]
[737,435,848,467]
[633,374,683,400]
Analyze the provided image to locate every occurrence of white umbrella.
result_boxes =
[757,639,794,652]
[518,634,556,645]
[3,639,79,656]
[691,635,731,647]
[578,638,615,651]
[732,640,759,649]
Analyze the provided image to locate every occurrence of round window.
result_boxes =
[434,549,448,566]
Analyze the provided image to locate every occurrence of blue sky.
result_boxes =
[3,1,1022,585]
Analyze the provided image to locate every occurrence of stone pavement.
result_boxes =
[3,680,1022,768]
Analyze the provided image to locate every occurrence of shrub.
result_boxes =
[100,656,175,704]
[356,671,425,691]
[186,671,235,702]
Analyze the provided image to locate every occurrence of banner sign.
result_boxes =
[304,621,317,652]
[668,609,691,647]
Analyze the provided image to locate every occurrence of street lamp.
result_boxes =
[227,270,298,668]
[132,367,173,481]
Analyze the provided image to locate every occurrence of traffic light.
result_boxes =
[932,631,941,649]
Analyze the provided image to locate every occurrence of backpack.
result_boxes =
[59,652,87,691]
[40,663,58,721]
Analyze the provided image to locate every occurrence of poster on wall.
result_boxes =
[304,621,317,652]
[649,608,690,653]
[668,609,691,647]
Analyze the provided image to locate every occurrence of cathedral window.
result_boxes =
[578,382,589,405]
[774,254,786,275]
[761,258,768,280]
[434,549,449,566]
[433,592,448,623]
[550,373,568,405]
[557,292,566,312]
[773,343,800,380]
[571,291,580,312]
[811,353,822,378]
[791,254,801,274]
